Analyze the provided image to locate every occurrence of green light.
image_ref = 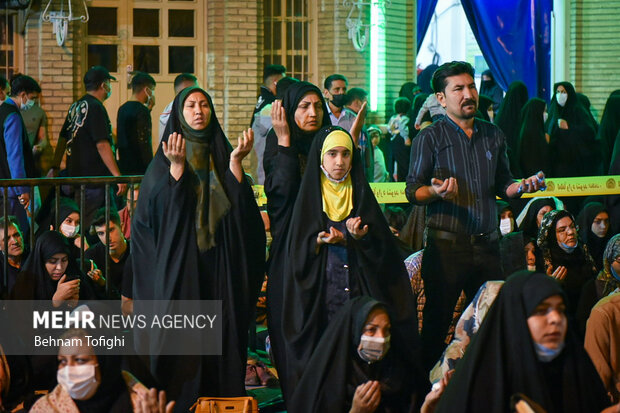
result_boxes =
[370,2,385,112]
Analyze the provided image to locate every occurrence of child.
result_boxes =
[388,97,412,181]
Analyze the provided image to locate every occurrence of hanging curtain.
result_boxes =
[459,0,553,100]
[417,0,439,52]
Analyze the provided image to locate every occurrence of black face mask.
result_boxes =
[330,94,347,108]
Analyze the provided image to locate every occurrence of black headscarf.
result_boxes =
[435,271,610,413]
[263,81,331,177]
[518,197,558,240]
[537,209,597,319]
[494,81,529,176]
[132,86,265,407]
[10,231,85,300]
[475,95,494,122]
[479,70,504,113]
[598,92,620,171]
[576,202,610,272]
[288,297,416,413]
[418,64,438,94]
[517,98,549,177]
[277,126,419,400]
[546,81,599,177]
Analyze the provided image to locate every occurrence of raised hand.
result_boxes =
[346,216,369,240]
[350,380,381,413]
[162,132,186,180]
[271,100,291,147]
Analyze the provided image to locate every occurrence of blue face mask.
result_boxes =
[559,241,578,253]
[610,265,620,282]
[534,341,564,362]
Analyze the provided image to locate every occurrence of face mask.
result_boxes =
[103,84,112,100]
[60,223,80,238]
[556,92,568,107]
[145,88,155,108]
[591,221,608,238]
[330,94,347,108]
[20,99,35,111]
[559,241,578,254]
[57,364,99,400]
[499,217,514,236]
[610,265,620,282]
[534,341,564,362]
[543,112,548,123]
[358,335,390,363]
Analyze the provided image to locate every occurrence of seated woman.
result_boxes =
[577,201,611,272]
[9,230,97,392]
[537,210,597,322]
[435,271,613,413]
[287,297,416,413]
[278,126,418,401]
[49,197,88,256]
[30,327,174,413]
[10,230,95,305]
[516,197,563,242]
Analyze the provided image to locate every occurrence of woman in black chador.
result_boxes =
[435,271,611,413]
[275,126,419,403]
[131,87,265,410]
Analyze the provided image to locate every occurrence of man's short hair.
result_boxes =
[0,216,20,233]
[275,76,299,100]
[394,97,412,115]
[324,74,348,90]
[431,61,475,94]
[130,72,156,94]
[0,76,8,91]
[90,207,121,235]
[346,87,368,105]
[173,73,198,90]
[263,64,286,82]
[10,74,41,96]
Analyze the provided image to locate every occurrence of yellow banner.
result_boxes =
[253,175,620,206]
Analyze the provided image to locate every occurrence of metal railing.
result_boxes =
[0,175,143,297]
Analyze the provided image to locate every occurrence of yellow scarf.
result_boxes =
[320,130,354,222]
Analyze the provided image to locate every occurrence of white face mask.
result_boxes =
[499,217,514,236]
[543,112,548,123]
[60,223,80,238]
[591,221,608,238]
[20,98,35,111]
[57,364,99,400]
[556,92,568,107]
[358,335,390,363]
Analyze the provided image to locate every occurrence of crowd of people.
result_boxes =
[0,60,618,413]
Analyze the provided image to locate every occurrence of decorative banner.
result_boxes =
[253,176,620,206]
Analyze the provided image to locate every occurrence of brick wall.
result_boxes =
[206,0,262,171]
[316,1,415,124]
[570,0,620,119]
[24,15,84,170]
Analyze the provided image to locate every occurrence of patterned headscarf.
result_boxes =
[597,234,620,296]
[537,209,596,274]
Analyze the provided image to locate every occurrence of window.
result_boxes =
[263,0,314,81]
[0,14,19,79]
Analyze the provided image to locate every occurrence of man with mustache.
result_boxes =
[406,61,546,372]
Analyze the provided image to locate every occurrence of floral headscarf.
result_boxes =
[537,209,596,275]
[597,234,620,296]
